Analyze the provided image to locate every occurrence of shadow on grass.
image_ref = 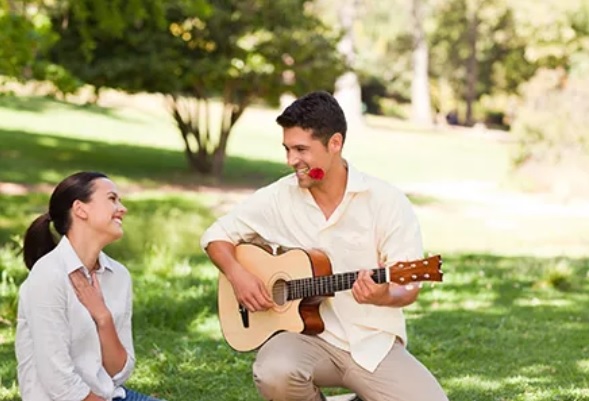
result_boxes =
[410,304,589,400]
[408,253,589,401]
[0,95,125,120]
[0,128,287,190]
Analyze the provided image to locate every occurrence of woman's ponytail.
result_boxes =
[23,212,57,270]
[21,171,108,270]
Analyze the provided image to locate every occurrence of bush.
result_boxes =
[0,240,27,325]
[32,63,84,98]
[535,259,575,292]
[510,68,589,198]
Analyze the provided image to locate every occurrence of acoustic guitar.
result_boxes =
[218,243,443,352]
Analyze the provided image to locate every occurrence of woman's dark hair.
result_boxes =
[276,90,347,145]
[23,171,108,270]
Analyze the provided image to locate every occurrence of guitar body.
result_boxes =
[218,243,443,352]
[218,243,332,352]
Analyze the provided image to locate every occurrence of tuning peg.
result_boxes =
[411,274,417,280]
[424,260,429,265]
[424,273,430,279]
[399,277,405,282]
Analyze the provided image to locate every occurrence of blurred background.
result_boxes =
[1,1,588,400]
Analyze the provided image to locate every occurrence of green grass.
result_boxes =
[1,94,588,400]
[3,235,588,400]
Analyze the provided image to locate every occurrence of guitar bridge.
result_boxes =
[239,305,249,328]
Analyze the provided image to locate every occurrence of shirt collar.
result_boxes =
[345,163,370,193]
[56,236,113,274]
[287,161,369,194]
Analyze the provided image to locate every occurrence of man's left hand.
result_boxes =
[351,270,390,306]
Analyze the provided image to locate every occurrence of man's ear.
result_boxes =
[328,133,343,153]
[72,199,89,220]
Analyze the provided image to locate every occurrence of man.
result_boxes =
[200,91,448,401]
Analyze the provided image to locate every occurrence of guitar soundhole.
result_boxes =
[272,279,289,306]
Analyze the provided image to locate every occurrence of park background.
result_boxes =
[1,0,588,400]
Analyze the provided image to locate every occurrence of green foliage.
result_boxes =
[56,0,168,58]
[511,0,588,68]
[429,0,535,105]
[0,8,56,80]
[0,241,26,324]
[32,62,84,96]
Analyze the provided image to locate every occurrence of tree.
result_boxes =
[410,0,432,124]
[429,0,535,125]
[333,0,363,128]
[50,0,344,177]
[1,0,163,93]
[315,0,414,117]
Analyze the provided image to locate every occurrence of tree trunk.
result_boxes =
[168,95,213,174]
[410,0,432,125]
[211,100,247,178]
[334,0,363,129]
[465,3,479,126]
[167,93,247,178]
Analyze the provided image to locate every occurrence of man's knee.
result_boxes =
[253,354,311,399]
[254,355,292,396]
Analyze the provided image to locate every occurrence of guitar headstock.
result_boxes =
[388,255,443,285]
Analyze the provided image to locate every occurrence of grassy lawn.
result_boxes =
[1,95,588,400]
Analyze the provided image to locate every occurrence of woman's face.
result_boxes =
[78,178,127,243]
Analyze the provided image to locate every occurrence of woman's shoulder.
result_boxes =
[20,250,68,300]
[26,249,65,281]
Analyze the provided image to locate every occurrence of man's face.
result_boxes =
[282,126,342,188]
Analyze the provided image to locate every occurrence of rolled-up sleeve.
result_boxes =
[377,188,424,265]
[111,354,134,386]
[25,270,91,401]
[111,277,135,386]
[200,185,277,251]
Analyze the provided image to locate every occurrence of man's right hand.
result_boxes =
[228,267,274,312]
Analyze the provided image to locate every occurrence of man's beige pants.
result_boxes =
[253,332,448,401]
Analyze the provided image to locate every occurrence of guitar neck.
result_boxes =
[287,268,387,300]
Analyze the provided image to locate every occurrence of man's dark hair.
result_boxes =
[276,91,347,145]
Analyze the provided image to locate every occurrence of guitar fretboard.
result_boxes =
[287,268,387,300]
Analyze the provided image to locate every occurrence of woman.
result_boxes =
[16,171,163,401]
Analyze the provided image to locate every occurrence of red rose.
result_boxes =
[308,168,325,180]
